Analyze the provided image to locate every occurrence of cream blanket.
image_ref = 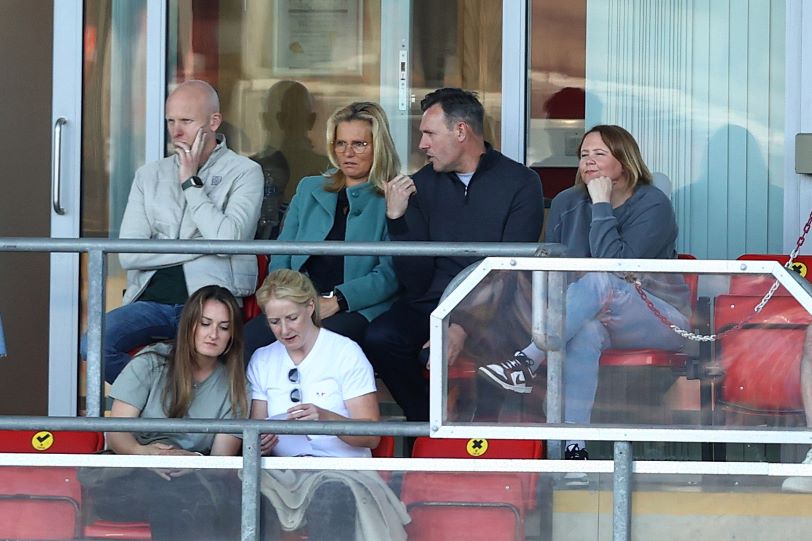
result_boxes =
[259,469,410,541]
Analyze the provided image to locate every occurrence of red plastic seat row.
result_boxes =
[401,437,543,541]
[0,430,152,540]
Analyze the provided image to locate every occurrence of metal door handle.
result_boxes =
[52,117,67,215]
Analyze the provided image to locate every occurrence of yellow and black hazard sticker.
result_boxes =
[466,438,488,457]
[790,261,808,278]
[31,431,54,451]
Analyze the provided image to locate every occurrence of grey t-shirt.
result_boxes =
[110,344,235,454]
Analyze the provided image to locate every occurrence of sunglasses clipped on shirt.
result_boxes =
[288,367,301,403]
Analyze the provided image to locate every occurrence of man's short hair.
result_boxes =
[420,88,484,136]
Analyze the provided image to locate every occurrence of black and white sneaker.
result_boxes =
[563,443,590,486]
[565,443,589,460]
[478,351,535,394]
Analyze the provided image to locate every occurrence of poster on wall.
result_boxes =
[271,0,363,76]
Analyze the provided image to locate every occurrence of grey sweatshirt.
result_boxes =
[545,184,690,317]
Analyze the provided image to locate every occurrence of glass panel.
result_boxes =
[167,0,502,238]
[256,466,563,540]
[79,0,149,411]
[527,0,785,259]
[444,265,812,441]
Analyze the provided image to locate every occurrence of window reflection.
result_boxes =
[167,0,503,236]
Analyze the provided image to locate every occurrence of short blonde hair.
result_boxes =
[324,101,401,193]
[255,269,321,327]
[574,125,653,190]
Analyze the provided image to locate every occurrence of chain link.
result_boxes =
[629,209,812,342]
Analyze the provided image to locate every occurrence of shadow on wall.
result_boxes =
[250,81,331,239]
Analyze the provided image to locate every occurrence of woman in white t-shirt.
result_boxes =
[248,269,392,540]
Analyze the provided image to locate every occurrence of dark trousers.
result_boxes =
[244,311,369,366]
[86,469,241,541]
[261,481,356,541]
[365,300,432,421]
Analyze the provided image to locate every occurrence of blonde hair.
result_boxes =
[161,285,248,419]
[324,102,400,193]
[256,269,321,327]
[574,125,653,190]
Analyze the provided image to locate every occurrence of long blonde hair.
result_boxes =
[324,101,400,193]
[161,285,248,419]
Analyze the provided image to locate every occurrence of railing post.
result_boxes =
[241,428,261,541]
[539,269,566,458]
[613,441,632,541]
[86,249,107,417]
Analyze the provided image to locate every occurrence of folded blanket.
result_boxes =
[259,469,410,541]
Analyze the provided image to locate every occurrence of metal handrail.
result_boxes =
[4,236,812,541]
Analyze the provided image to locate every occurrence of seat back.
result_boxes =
[0,430,104,454]
[400,471,526,541]
[715,294,811,412]
[405,436,533,541]
[731,254,812,296]
[242,254,270,322]
[0,430,102,539]
[371,435,396,458]
[411,437,542,460]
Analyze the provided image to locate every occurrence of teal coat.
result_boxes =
[270,175,400,321]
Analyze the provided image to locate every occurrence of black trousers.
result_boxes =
[243,311,369,366]
[365,300,432,421]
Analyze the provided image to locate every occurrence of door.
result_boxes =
[49,0,157,415]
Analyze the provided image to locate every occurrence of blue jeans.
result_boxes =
[80,301,184,384]
[559,272,689,424]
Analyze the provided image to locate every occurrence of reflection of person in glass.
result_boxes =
[248,270,408,540]
[478,125,690,458]
[252,80,330,239]
[86,285,248,541]
[243,102,401,364]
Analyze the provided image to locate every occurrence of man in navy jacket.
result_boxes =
[366,88,544,421]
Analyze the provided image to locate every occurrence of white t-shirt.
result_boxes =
[247,328,376,458]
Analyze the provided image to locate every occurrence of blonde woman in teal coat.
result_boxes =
[244,102,401,363]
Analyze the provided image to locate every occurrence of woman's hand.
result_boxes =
[585,175,612,204]
[142,442,197,480]
[259,433,279,456]
[287,403,329,421]
[384,174,416,219]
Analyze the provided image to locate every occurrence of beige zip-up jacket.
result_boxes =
[119,136,263,304]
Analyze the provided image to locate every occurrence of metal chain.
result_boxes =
[629,210,812,342]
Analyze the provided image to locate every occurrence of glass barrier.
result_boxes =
[430,258,812,444]
[0,465,241,541]
[4,460,810,541]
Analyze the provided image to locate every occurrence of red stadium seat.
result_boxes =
[242,254,270,322]
[715,294,811,416]
[731,254,812,296]
[593,254,701,423]
[402,437,543,541]
[0,430,97,540]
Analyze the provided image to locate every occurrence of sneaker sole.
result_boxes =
[477,367,533,394]
[782,476,812,493]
